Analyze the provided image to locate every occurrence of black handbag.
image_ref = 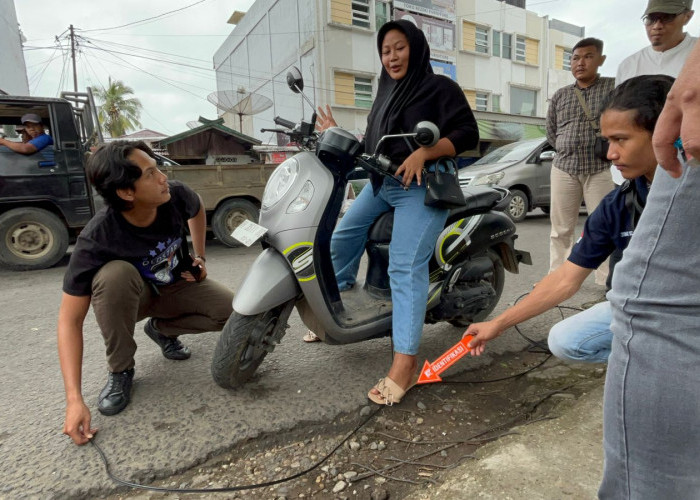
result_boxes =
[574,87,610,162]
[593,135,610,161]
[423,157,466,209]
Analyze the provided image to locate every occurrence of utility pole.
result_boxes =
[69,24,78,92]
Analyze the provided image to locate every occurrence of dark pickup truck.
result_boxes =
[0,90,103,271]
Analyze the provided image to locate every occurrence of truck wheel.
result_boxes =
[211,300,294,389]
[212,199,260,248]
[448,250,505,327]
[0,208,69,271]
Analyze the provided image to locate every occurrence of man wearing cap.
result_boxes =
[617,0,696,85]
[15,125,31,143]
[0,113,53,155]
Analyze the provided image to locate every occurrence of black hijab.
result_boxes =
[363,20,434,157]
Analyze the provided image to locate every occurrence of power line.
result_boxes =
[81,0,212,33]
[84,36,214,64]
[78,34,360,99]
[84,41,209,101]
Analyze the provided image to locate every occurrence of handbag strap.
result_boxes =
[424,157,458,178]
[573,87,600,134]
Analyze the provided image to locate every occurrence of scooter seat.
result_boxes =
[367,211,394,243]
[451,186,505,217]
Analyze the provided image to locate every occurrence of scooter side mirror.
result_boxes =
[286,67,304,93]
[414,121,440,148]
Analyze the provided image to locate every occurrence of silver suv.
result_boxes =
[459,138,555,222]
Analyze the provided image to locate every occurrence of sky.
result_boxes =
[14,0,700,137]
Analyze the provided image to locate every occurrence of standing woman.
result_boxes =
[316,20,478,405]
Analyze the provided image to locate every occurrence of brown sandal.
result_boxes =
[367,375,418,406]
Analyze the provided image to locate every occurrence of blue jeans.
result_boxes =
[547,301,612,363]
[331,178,449,355]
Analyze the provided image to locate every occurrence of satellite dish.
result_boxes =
[186,121,200,129]
[207,90,273,133]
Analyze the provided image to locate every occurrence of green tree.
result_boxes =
[93,78,143,137]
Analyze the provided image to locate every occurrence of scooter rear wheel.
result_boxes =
[448,250,505,327]
[211,300,294,389]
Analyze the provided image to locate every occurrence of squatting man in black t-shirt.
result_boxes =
[58,141,234,446]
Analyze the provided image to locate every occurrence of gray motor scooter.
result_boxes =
[211,68,531,389]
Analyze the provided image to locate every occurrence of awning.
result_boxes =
[477,119,546,142]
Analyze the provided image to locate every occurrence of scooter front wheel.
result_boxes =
[211,299,295,389]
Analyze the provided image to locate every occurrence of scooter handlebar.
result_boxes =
[274,116,296,129]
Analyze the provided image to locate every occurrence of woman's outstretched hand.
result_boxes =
[316,105,338,132]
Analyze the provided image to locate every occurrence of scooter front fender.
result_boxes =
[232,248,301,316]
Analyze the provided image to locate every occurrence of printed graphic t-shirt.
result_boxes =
[63,180,200,296]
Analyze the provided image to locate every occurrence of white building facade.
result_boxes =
[0,0,30,95]
[213,0,583,148]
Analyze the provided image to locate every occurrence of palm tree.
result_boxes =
[93,78,143,138]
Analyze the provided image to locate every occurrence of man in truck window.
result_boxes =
[0,114,53,155]
[57,140,234,446]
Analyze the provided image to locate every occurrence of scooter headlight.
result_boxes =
[262,158,299,210]
[287,180,315,213]
[471,171,505,186]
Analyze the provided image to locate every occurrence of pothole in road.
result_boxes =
[101,349,605,500]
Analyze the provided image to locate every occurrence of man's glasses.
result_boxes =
[642,12,681,25]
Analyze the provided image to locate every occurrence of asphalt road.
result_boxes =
[0,210,603,499]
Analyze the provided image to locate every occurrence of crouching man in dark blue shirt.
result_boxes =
[463,74,675,363]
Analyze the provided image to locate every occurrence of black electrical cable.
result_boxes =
[90,405,383,494]
[88,291,590,494]
[89,349,554,494]
[442,353,552,384]
[508,292,585,354]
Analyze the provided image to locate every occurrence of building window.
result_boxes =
[476,92,488,111]
[515,35,539,65]
[475,26,489,54]
[375,1,389,28]
[503,33,512,59]
[510,86,537,116]
[492,94,501,113]
[331,0,371,28]
[515,35,526,62]
[352,0,370,28]
[493,31,512,59]
[335,71,373,108]
[354,76,373,109]
[562,48,572,71]
[462,21,489,54]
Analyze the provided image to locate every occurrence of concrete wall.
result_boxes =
[0,0,29,95]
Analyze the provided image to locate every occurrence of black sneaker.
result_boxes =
[98,368,134,416]
[144,318,191,360]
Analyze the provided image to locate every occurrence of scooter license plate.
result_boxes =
[232,220,268,247]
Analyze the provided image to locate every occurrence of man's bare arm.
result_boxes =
[653,42,700,176]
[465,261,593,355]
[0,137,38,154]
[57,293,96,445]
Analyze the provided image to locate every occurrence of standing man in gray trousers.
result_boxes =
[599,40,700,498]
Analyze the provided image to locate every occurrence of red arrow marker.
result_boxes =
[416,335,474,384]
